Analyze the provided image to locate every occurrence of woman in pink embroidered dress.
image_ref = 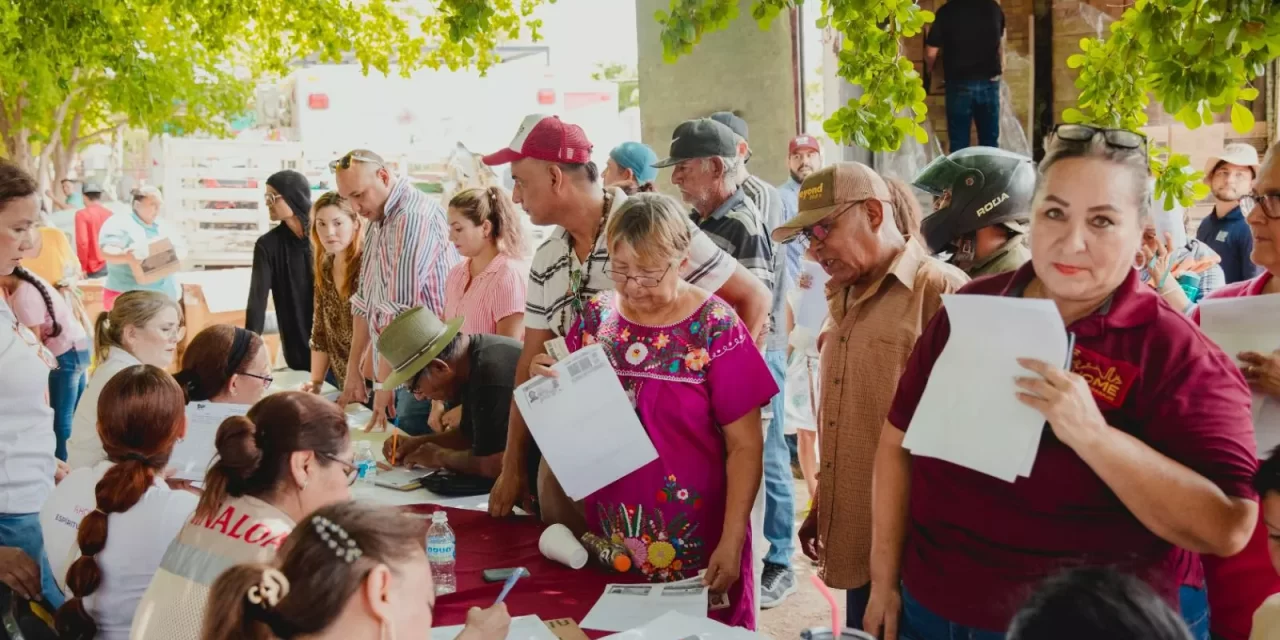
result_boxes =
[534,193,776,629]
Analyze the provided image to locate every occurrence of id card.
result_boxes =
[545,336,570,361]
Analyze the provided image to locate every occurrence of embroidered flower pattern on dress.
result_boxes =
[655,474,703,508]
[598,500,705,581]
[625,342,649,365]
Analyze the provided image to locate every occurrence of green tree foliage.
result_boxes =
[0,0,551,182]
[658,0,1280,205]
[593,62,641,111]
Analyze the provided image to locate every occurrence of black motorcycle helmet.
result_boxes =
[914,147,1037,254]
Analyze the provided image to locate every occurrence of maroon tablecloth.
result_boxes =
[409,505,644,633]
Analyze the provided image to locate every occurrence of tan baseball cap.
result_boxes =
[772,162,892,243]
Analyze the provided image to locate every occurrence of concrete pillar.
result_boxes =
[635,0,799,192]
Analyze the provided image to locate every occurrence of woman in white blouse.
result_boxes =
[0,159,64,607]
[66,290,182,468]
[41,364,197,639]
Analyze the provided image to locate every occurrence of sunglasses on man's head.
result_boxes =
[329,152,384,173]
[1051,124,1147,151]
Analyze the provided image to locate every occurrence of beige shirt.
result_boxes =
[815,239,967,588]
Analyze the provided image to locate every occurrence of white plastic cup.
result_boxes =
[538,524,588,570]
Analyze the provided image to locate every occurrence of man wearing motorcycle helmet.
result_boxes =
[914,146,1036,277]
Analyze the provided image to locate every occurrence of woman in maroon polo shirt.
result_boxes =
[1189,144,1280,640]
[863,125,1259,640]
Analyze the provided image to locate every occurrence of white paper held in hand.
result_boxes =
[1199,294,1280,456]
[581,583,710,632]
[515,343,658,500]
[431,615,560,640]
[788,259,832,332]
[902,295,1069,482]
[171,402,249,481]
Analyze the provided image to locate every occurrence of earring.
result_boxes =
[301,479,309,491]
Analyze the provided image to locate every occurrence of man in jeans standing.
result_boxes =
[925,0,1006,151]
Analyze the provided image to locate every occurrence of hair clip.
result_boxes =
[312,515,362,563]
[246,568,290,608]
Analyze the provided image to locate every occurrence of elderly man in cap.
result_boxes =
[775,162,966,630]
[379,308,525,483]
[333,149,461,433]
[1197,143,1262,284]
[704,115,803,607]
[480,113,771,524]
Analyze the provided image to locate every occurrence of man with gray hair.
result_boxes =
[709,111,799,607]
[659,118,774,288]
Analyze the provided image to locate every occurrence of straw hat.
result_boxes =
[377,308,465,390]
[1204,143,1260,182]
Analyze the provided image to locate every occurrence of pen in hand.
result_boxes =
[494,568,528,605]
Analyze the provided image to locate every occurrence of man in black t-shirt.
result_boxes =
[377,308,525,481]
[925,0,1006,151]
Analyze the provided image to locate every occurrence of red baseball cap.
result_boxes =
[789,135,821,155]
[482,114,594,166]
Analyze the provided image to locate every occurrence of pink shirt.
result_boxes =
[1193,270,1280,640]
[443,254,527,335]
[11,274,88,357]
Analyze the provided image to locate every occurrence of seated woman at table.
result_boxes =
[1188,144,1280,640]
[131,391,356,640]
[530,193,775,629]
[40,365,198,639]
[67,289,183,468]
[204,501,511,640]
[865,125,1258,640]
[174,324,273,405]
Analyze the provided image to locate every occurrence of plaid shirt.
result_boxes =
[351,178,460,336]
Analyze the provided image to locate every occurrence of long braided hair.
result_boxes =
[11,265,61,337]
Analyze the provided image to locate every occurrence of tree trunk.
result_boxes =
[52,111,84,187]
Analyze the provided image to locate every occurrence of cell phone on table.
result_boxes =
[483,567,529,583]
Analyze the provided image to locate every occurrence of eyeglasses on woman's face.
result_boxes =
[605,264,672,288]
[240,371,274,389]
[1243,192,1280,220]
[318,452,361,486]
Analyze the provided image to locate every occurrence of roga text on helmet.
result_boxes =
[914,147,1037,254]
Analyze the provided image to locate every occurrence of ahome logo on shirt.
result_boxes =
[975,192,1009,217]
[1070,346,1138,408]
[799,183,825,201]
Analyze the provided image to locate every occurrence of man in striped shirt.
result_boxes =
[480,114,772,522]
[333,149,460,432]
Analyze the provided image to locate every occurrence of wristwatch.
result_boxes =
[372,382,384,391]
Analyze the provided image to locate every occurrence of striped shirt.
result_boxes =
[526,187,736,338]
[743,174,790,350]
[351,178,461,336]
[444,253,528,335]
[691,188,774,288]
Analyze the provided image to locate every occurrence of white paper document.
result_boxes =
[600,611,763,640]
[581,583,710,632]
[515,344,658,500]
[432,615,560,640]
[788,259,832,332]
[171,402,248,481]
[902,295,1069,482]
[1199,294,1280,455]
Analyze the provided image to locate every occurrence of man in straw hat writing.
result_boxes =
[1197,143,1262,284]
[378,308,527,483]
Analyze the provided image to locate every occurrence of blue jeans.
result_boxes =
[395,387,435,436]
[900,584,1209,640]
[762,349,795,567]
[49,349,89,461]
[0,513,65,608]
[945,79,1001,151]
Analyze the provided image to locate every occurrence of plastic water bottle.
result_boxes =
[426,511,457,595]
[354,441,376,486]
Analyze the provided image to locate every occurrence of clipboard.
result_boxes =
[373,469,427,491]
[130,238,181,285]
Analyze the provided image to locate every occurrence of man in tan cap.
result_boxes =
[1197,143,1262,284]
[773,162,967,631]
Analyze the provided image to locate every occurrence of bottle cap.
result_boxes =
[611,555,632,572]
[432,511,447,523]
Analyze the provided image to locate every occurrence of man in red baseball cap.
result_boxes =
[480,113,773,526]
[781,135,823,217]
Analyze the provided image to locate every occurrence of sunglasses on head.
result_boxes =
[329,152,384,173]
[1051,124,1147,151]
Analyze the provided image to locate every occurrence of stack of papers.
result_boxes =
[514,344,658,500]
[1199,294,1280,455]
[581,582,709,632]
[902,295,1070,482]
[432,615,561,640]
[601,612,763,640]
[170,402,248,481]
